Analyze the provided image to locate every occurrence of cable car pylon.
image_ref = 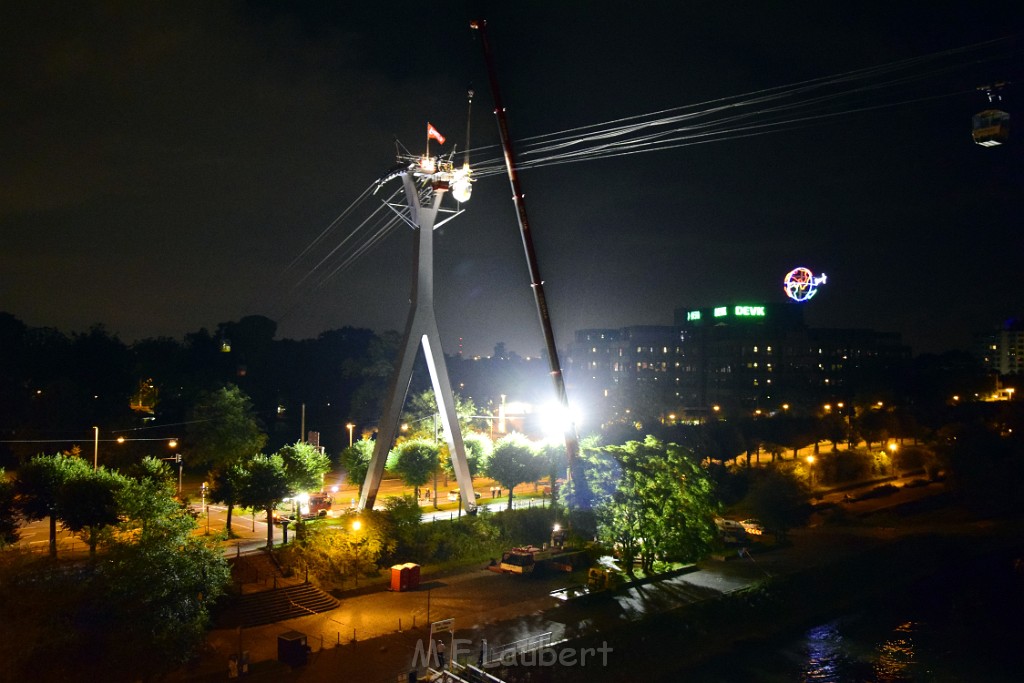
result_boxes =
[357,137,477,513]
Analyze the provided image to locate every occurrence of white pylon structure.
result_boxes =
[358,155,477,512]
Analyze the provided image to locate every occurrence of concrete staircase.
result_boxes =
[218,582,340,627]
[217,551,339,627]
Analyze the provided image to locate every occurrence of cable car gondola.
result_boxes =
[973,109,1010,147]
[973,83,1009,147]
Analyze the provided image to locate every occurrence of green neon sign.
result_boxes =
[734,305,766,317]
[687,310,701,321]
[713,307,728,317]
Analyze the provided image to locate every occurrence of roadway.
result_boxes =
[10,472,541,557]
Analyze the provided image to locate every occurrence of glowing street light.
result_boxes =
[346,423,355,448]
[806,454,816,487]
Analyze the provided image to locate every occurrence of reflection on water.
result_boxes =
[680,556,1022,683]
[873,620,916,682]
[803,621,852,682]
[793,617,918,683]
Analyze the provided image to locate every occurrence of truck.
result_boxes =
[298,492,333,518]
[493,545,586,575]
[273,492,334,523]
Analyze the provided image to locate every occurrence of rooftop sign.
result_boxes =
[734,305,765,317]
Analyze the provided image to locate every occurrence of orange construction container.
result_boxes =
[390,564,409,591]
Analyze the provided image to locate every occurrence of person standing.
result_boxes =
[436,639,447,669]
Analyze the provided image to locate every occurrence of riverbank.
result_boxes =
[494,500,1024,682]
[185,488,1021,682]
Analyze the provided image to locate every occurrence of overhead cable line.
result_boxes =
[274,33,1019,307]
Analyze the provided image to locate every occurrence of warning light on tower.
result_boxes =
[783,267,827,302]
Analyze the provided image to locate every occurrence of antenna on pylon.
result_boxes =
[451,89,475,203]
[463,89,474,167]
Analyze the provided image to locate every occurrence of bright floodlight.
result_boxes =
[540,401,582,439]
[451,164,473,203]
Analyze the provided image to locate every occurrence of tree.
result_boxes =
[208,463,247,534]
[0,470,19,547]
[598,437,718,575]
[744,468,811,540]
[15,453,91,557]
[126,454,175,487]
[118,458,194,544]
[59,467,125,557]
[486,433,542,510]
[97,475,230,679]
[186,384,266,531]
[276,511,388,589]
[276,440,331,527]
[238,454,290,549]
[537,440,567,502]
[820,413,850,451]
[402,389,484,440]
[340,438,374,489]
[560,436,615,531]
[387,440,439,500]
[441,431,492,480]
[856,409,896,448]
[278,440,332,493]
[185,384,267,472]
[704,422,745,463]
[0,469,229,681]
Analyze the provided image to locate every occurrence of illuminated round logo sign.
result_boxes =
[783,267,827,302]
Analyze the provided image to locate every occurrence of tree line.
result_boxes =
[0,455,229,680]
[0,311,551,468]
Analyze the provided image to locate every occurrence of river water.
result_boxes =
[677,555,1024,682]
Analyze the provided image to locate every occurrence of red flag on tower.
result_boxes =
[427,123,446,145]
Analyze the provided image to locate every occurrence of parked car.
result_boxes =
[714,517,744,532]
[447,489,482,502]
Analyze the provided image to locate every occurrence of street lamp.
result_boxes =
[888,442,898,476]
[346,423,355,448]
[806,455,815,487]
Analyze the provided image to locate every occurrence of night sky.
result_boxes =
[2,2,1021,360]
